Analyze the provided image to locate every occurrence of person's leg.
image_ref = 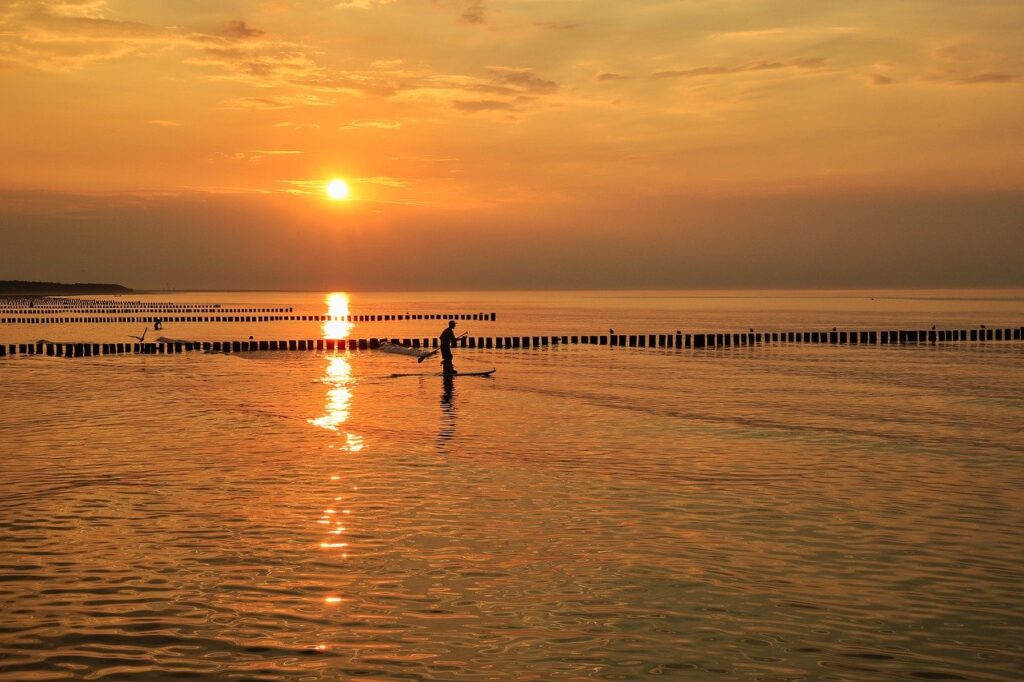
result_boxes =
[441,348,456,373]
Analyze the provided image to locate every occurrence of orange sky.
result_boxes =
[1,0,1022,289]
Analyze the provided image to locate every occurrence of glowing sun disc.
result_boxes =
[327,179,350,200]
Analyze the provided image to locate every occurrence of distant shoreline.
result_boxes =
[0,281,133,295]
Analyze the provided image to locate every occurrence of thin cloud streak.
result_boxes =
[338,119,402,130]
[652,57,826,80]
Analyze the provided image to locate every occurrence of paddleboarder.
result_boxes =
[439,320,458,374]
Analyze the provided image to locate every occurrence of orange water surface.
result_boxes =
[1,290,1022,680]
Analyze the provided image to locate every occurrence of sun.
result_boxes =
[326,179,350,200]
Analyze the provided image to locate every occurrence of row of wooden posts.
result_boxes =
[3,326,1021,358]
[0,300,238,310]
[0,312,498,325]
[0,307,293,314]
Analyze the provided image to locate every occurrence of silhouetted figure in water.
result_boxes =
[437,374,456,450]
[439,320,458,374]
[442,374,455,408]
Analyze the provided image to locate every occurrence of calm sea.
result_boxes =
[1,290,1022,681]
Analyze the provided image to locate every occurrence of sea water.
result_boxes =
[1,290,1022,681]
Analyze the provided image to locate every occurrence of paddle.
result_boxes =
[418,331,468,363]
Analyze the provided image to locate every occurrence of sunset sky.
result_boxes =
[1,0,1022,290]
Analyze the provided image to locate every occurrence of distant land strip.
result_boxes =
[0,281,132,295]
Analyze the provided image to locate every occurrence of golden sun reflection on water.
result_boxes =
[309,341,362,583]
[309,354,366,452]
[323,292,354,339]
[309,358,352,430]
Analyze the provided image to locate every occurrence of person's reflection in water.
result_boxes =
[437,375,456,451]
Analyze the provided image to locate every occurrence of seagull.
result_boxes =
[609,328,615,334]
[129,327,148,342]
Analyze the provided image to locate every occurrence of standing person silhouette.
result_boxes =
[439,320,458,374]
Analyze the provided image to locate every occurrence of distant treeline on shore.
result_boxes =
[0,281,133,295]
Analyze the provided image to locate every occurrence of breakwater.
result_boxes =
[0,301,272,311]
[1,307,293,314]
[3,326,1021,358]
[0,312,498,324]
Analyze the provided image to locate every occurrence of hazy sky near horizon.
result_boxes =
[1,0,1022,290]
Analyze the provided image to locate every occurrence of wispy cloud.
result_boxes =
[41,0,109,19]
[925,42,1019,86]
[339,119,402,130]
[273,121,321,129]
[296,63,559,113]
[707,26,858,42]
[354,176,409,188]
[535,22,580,31]
[1,4,561,117]
[652,57,826,80]
[148,119,183,127]
[486,66,558,94]
[216,20,264,41]
[221,94,332,110]
[461,0,485,25]
[596,72,629,81]
[0,6,309,79]
[0,1,176,72]
[334,0,397,8]
[453,99,516,112]
[186,46,319,85]
[927,72,1017,85]
[279,179,323,195]
[209,149,303,163]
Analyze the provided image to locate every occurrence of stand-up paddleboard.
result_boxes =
[390,368,496,378]
[378,341,432,359]
[156,337,193,345]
